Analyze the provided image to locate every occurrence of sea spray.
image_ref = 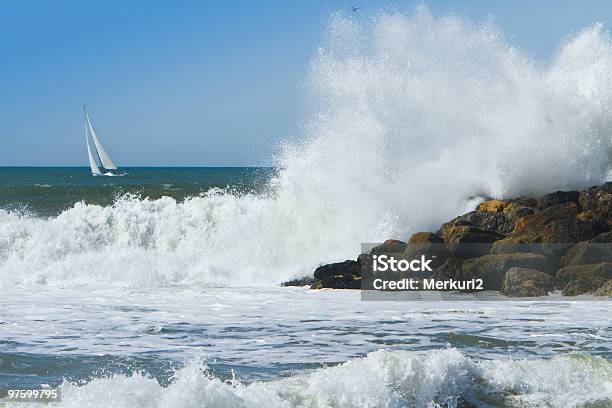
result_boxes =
[1,6,612,287]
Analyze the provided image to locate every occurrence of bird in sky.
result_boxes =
[352,6,360,12]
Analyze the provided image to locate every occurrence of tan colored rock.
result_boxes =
[502,267,554,297]
[594,279,612,296]
[477,200,508,213]
[556,262,612,288]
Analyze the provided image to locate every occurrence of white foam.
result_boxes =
[1,7,612,287]
[27,349,611,408]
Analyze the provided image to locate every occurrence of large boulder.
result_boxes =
[441,225,505,258]
[502,202,536,221]
[562,277,609,296]
[560,233,612,267]
[441,211,514,236]
[370,239,407,255]
[539,190,580,210]
[403,232,450,271]
[579,182,612,226]
[462,253,554,291]
[595,279,612,296]
[491,202,609,256]
[311,260,362,289]
[430,258,464,281]
[501,267,554,297]
[556,262,612,289]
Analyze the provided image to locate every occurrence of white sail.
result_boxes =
[86,127,102,175]
[85,110,118,170]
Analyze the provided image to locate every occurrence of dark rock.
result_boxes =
[595,279,612,296]
[282,277,316,287]
[370,239,407,255]
[503,202,536,221]
[311,260,362,289]
[430,259,464,281]
[509,197,539,209]
[441,211,514,236]
[556,262,612,289]
[492,202,609,257]
[562,277,608,296]
[590,231,612,243]
[403,232,450,270]
[560,240,612,267]
[501,267,554,297]
[579,182,612,226]
[462,253,554,291]
[442,225,505,258]
[539,190,580,210]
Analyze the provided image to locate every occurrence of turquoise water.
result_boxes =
[0,167,275,217]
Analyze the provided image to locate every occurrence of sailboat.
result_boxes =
[84,106,127,176]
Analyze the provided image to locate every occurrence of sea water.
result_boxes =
[1,6,612,407]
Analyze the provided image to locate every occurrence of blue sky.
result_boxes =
[1,0,612,166]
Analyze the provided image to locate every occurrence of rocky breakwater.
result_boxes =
[286,182,612,297]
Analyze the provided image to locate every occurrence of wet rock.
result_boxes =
[311,260,362,289]
[501,267,554,297]
[403,232,450,270]
[441,211,514,236]
[462,253,554,291]
[502,202,536,221]
[492,202,609,256]
[562,277,608,296]
[579,182,612,225]
[477,199,508,213]
[282,277,316,287]
[594,279,612,296]
[560,235,612,267]
[430,259,464,281]
[370,239,407,255]
[556,262,612,289]
[539,190,580,210]
[441,225,505,258]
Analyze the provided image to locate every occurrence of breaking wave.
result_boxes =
[2,6,612,287]
[39,349,612,408]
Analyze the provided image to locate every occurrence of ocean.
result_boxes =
[3,7,612,407]
[0,167,610,407]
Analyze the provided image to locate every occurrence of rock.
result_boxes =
[502,202,536,220]
[441,211,514,236]
[311,260,362,289]
[408,232,444,245]
[579,182,612,225]
[509,197,539,209]
[403,232,450,270]
[477,199,508,213]
[595,279,612,296]
[462,253,554,291]
[562,277,608,296]
[560,240,612,267]
[430,259,464,281]
[282,277,316,287]
[590,231,612,243]
[492,202,609,256]
[556,262,612,289]
[370,239,407,255]
[539,190,580,210]
[501,267,554,297]
[440,225,505,258]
